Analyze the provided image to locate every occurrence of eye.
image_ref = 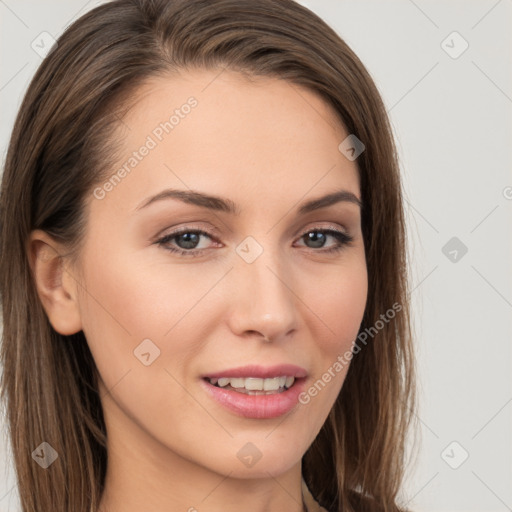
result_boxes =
[155,225,354,257]
[295,227,354,254]
[156,228,219,258]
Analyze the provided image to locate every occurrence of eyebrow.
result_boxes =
[135,187,362,215]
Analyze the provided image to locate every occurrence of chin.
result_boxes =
[209,438,306,478]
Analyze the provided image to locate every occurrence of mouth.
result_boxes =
[200,364,308,419]
[204,375,296,395]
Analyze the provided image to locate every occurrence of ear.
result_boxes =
[28,229,83,335]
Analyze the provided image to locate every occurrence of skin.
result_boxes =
[30,69,368,512]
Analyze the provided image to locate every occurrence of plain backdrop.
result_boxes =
[1,1,511,511]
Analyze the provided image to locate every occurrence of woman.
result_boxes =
[0,1,417,511]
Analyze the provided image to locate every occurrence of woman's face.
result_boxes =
[73,69,367,479]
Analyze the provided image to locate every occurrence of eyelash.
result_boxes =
[155,226,354,258]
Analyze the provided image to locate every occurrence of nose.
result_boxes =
[227,244,298,343]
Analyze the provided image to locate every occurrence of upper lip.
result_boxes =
[202,364,307,379]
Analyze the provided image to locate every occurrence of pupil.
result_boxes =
[306,231,325,248]
[177,233,199,249]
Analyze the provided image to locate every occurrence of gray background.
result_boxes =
[1,1,511,511]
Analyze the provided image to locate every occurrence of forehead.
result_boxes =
[93,68,361,215]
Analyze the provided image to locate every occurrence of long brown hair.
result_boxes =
[0,1,417,511]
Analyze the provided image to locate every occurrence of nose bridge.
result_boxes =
[231,236,297,338]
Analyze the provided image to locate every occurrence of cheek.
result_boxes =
[76,247,208,424]
[78,244,215,340]
[76,242,228,400]
[289,257,367,443]
[303,256,367,390]
[310,256,368,350]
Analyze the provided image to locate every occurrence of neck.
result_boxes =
[99,456,306,512]
[97,391,306,512]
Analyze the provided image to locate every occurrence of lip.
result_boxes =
[202,364,308,379]
[200,364,308,419]
[201,377,307,419]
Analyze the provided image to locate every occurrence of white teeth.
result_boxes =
[230,378,245,388]
[208,376,296,391]
[263,377,281,391]
[245,378,264,391]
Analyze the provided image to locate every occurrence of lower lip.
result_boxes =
[200,378,306,419]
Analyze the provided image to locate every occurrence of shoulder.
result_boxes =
[346,489,413,512]
[302,478,412,512]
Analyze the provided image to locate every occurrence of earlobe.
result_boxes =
[28,230,83,335]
